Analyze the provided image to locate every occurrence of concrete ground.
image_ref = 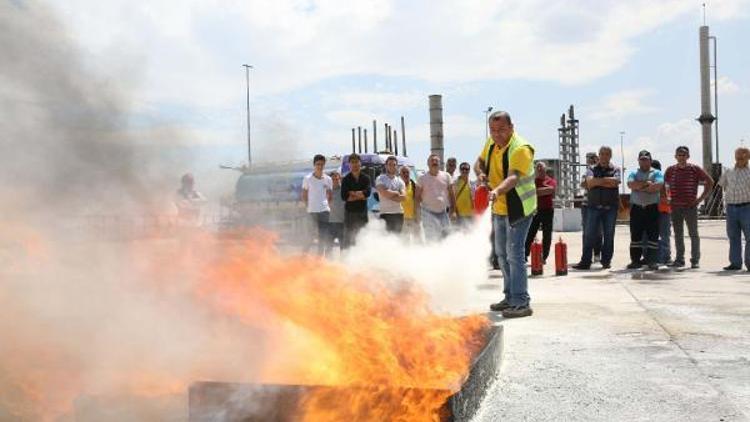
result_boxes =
[470,220,750,422]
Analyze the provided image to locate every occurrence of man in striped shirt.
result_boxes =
[664,146,714,269]
[718,147,750,271]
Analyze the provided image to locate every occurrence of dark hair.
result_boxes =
[651,159,662,170]
[313,154,326,164]
[348,153,361,163]
[385,155,398,165]
[675,146,690,155]
[489,111,512,125]
[459,162,470,169]
[446,157,457,163]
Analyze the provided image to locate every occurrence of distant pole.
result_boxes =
[710,35,719,163]
[484,106,493,139]
[620,131,626,194]
[364,129,368,154]
[358,126,362,153]
[242,64,253,166]
[373,120,378,152]
[394,130,399,156]
[351,128,356,153]
[400,116,407,157]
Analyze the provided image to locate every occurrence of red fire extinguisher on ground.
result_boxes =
[530,238,543,276]
[555,237,568,276]
[474,184,490,215]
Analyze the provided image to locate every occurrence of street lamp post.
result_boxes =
[619,131,626,194]
[484,106,493,139]
[242,64,253,167]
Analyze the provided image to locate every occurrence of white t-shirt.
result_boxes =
[417,171,452,213]
[375,173,405,214]
[302,173,332,213]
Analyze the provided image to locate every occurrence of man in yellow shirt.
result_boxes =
[399,165,420,243]
[475,111,537,319]
[453,162,475,229]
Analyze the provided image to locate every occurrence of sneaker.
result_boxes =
[501,306,533,319]
[722,264,742,271]
[690,263,700,269]
[626,262,642,270]
[601,263,611,269]
[669,260,685,268]
[571,262,591,270]
[489,299,511,312]
[663,259,674,266]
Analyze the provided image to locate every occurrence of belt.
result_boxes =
[728,202,750,207]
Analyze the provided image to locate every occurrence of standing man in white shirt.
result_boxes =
[416,154,456,242]
[718,146,750,271]
[376,156,406,233]
[302,154,333,255]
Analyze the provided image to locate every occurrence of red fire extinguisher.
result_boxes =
[530,238,543,276]
[474,184,490,215]
[555,237,568,276]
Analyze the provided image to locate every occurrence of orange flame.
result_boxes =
[196,229,489,420]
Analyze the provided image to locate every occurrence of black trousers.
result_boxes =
[629,204,659,265]
[525,208,554,260]
[343,211,368,249]
[380,213,404,233]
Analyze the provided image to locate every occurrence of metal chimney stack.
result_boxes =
[429,95,444,166]
[697,25,715,173]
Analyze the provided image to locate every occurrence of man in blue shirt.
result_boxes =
[626,150,664,270]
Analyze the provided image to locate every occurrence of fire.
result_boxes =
[196,229,489,420]
[0,226,487,421]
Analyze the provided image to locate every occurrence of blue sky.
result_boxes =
[47,0,750,193]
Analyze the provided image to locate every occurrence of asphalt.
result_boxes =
[470,220,750,422]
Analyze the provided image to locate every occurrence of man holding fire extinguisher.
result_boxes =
[476,110,537,319]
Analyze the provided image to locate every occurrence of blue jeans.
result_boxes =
[726,204,750,269]
[421,208,450,242]
[493,214,533,307]
[580,206,618,265]
[581,206,602,256]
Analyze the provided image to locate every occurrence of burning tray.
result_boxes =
[188,323,502,421]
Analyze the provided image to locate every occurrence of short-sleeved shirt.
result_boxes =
[329,186,346,223]
[341,172,371,213]
[403,179,416,219]
[627,168,663,206]
[302,173,332,213]
[375,173,405,214]
[454,177,475,217]
[479,134,534,216]
[664,164,710,208]
[417,171,452,213]
[536,176,557,210]
[719,166,750,204]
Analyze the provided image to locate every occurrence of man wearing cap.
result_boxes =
[718,147,750,271]
[475,110,537,319]
[664,146,714,269]
[626,150,664,270]
[573,146,621,270]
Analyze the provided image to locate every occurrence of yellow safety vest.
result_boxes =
[486,133,537,224]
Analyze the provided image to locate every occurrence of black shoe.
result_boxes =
[690,262,700,269]
[647,263,660,271]
[669,260,685,268]
[601,263,611,269]
[571,262,591,270]
[626,262,642,270]
[489,299,511,312]
[501,306,533,318]
[723,264,742,271]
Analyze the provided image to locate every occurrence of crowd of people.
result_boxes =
[294,110,750,320]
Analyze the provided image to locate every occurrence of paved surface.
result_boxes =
[470,220,750,422]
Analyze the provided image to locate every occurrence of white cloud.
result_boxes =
[588,90,660,120]
[44,0,718,109]
[713,76,741,95]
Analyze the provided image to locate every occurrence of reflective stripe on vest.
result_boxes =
[501,133,537,225]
